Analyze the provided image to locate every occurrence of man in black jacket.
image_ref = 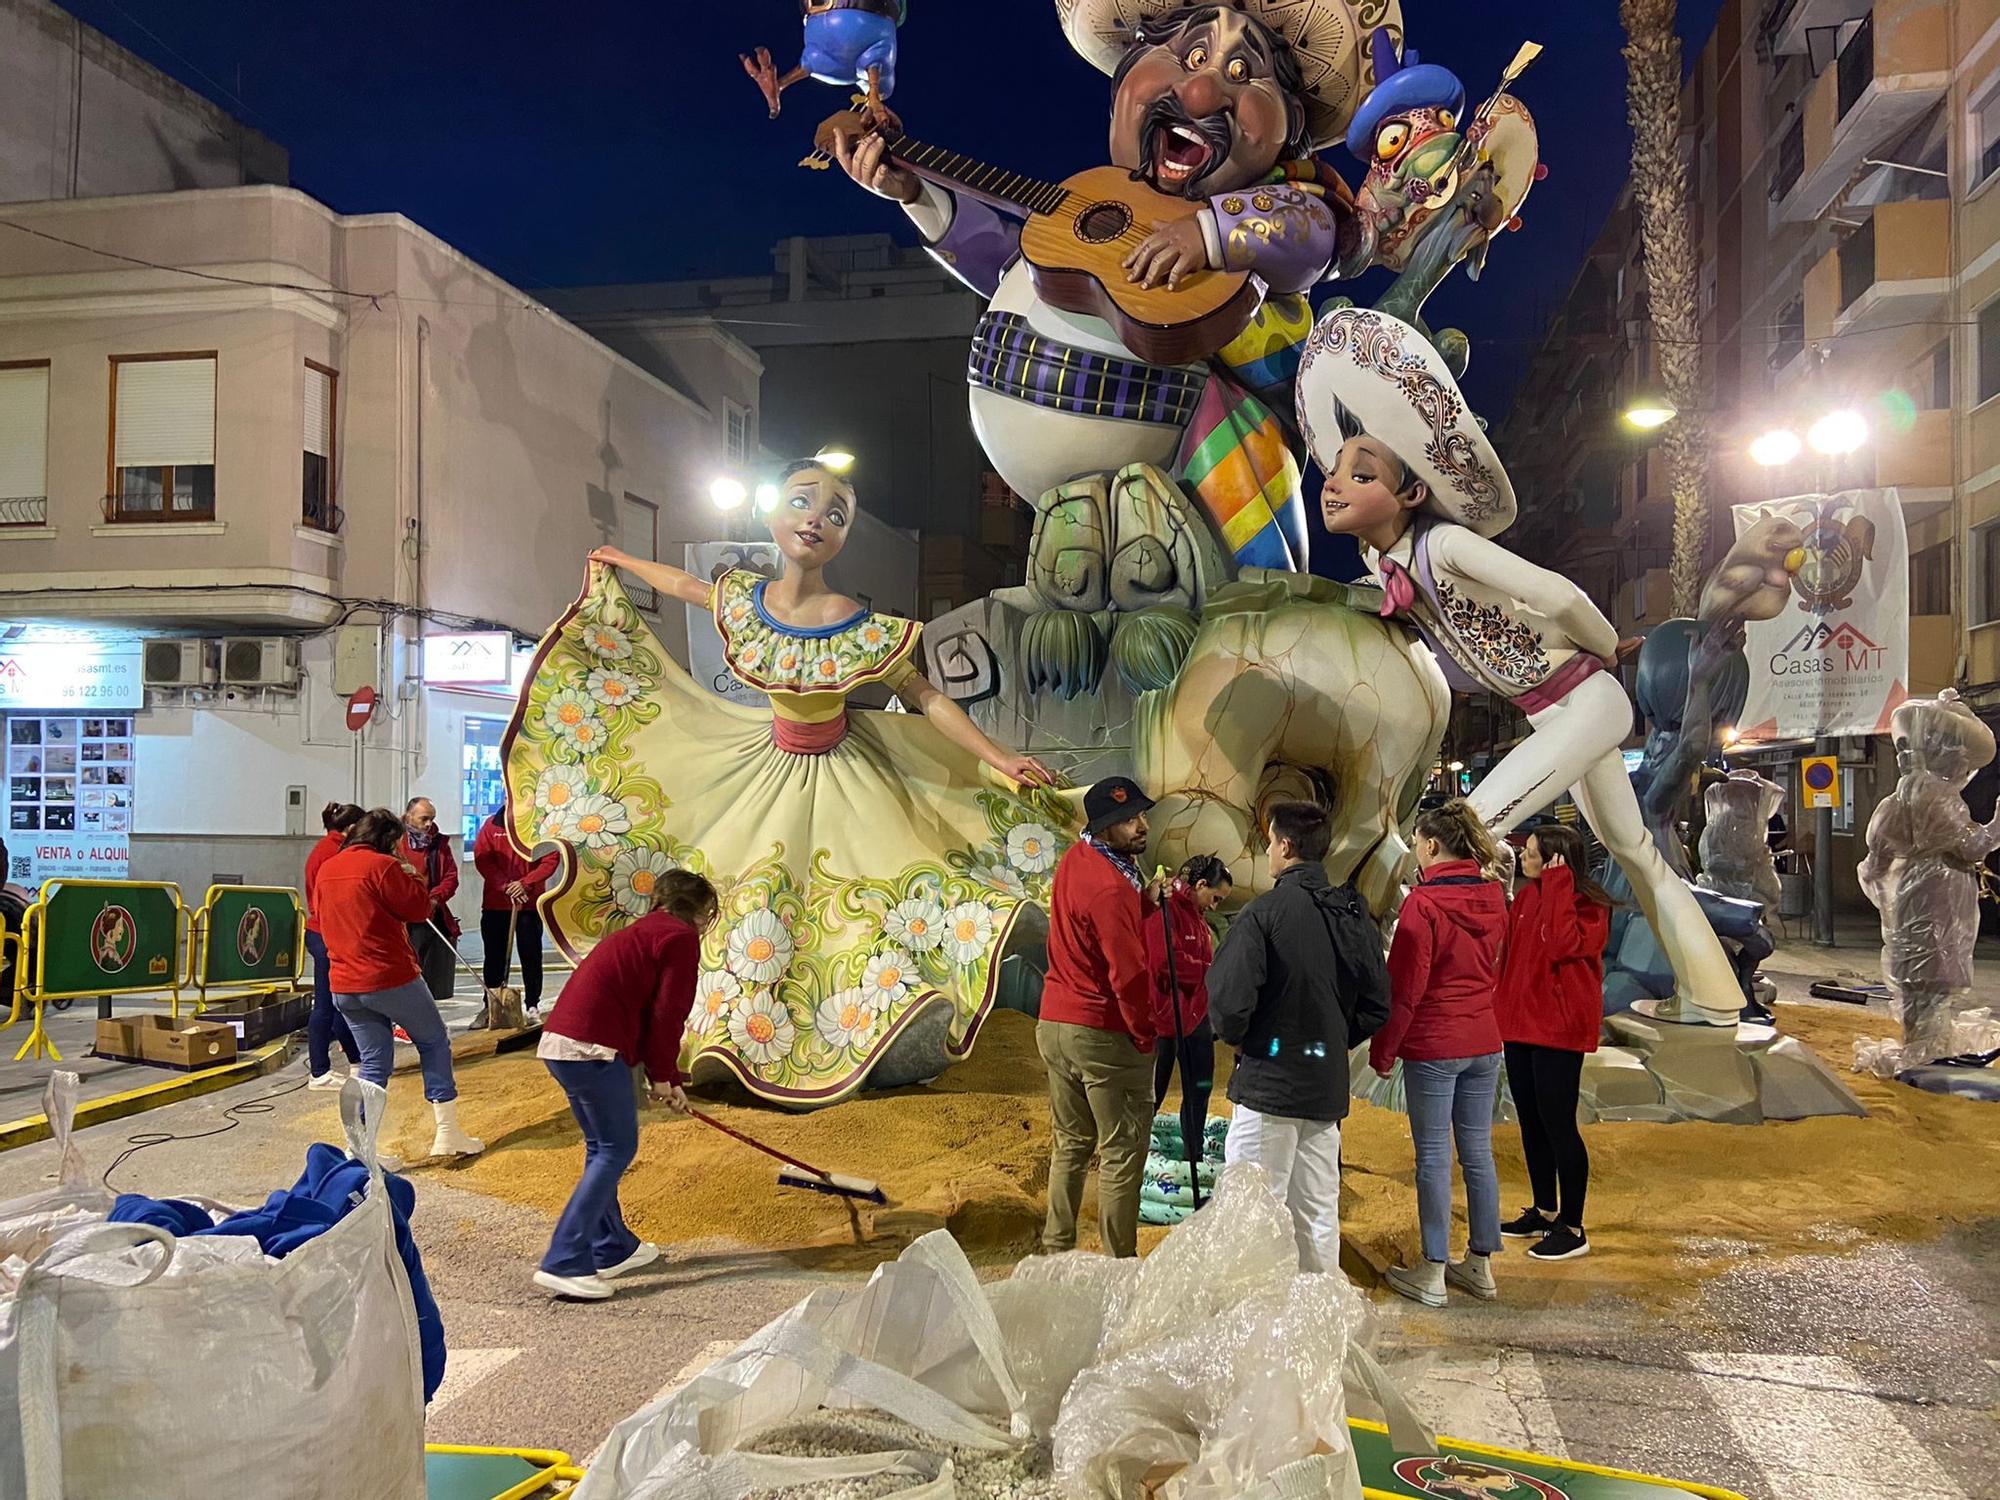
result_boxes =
[1207,801,1392,1272]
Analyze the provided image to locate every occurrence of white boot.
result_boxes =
[1386,1259,1447,1308]
[1445,1252,1498,1300]
[430,1099,484,1158]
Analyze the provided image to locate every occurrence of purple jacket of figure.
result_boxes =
[917,181,1338,303]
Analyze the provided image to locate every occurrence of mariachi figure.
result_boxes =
[1296,307,1747,1026]
[831,0,1400,577]
[744,0,906,131]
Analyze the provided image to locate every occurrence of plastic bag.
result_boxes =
[0,1078,427,1500]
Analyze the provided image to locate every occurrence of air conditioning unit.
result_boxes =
[143,639,217,688]
[220,636,301,688]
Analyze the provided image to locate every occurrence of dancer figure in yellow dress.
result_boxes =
[507,455,1073,1107]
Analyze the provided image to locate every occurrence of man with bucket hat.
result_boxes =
[1038,775,1165,1257]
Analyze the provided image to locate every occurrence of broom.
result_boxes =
[683,1105,887,1205]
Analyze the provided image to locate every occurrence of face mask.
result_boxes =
[406,823,436,850]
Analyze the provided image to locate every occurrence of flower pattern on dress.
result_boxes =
[1006,823,1059,874]
[580,620,633,661]
[534,765,594,835]
[729,989,796,1067]
[726,907,794,985]
[883,898,946,953]
[710,570,920,697]
[564,793,632,850]
[543,688,601,749]
[609,847,678,918]
[1434,579,1549,688]
[586,665,641,710]
[862,949,916,1012]
[694,969,743,1029]
[941,902,997,965]
[816,989,878,1051]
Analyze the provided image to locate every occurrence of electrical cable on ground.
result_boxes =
[100,1073,311,1193]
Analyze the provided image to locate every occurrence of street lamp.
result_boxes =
[755,483,781,513]
[1806,409,1868,456]
[1749,428,1803,468]
[1622,395,1678,431]
[710,477,748,512]
[815,447,856,474]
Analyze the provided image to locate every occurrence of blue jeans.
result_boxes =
[335,978,456,1102]
[541,1060,643,1277]
[305,931,360,1076]
[1404,1053,1503,1263]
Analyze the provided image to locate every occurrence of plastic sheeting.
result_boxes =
[577,1165,1428,1500]
[1859,693,2000,1074]
[0,1075,427,1500]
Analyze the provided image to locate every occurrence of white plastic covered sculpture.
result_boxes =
[1700,771,1783,912]
[1858,691,2000,1075]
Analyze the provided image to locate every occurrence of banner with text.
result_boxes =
[1734,488,1909,743]
[684,542,780,709]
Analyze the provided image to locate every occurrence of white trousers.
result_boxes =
[1224,1105,1342,1273]
[1466,670,1742,1019]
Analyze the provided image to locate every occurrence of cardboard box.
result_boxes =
[201,994,309,1047]
[138,1017,238,1071]
[94,1017,143,1061]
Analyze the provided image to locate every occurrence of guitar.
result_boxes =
[811,111,1265,366]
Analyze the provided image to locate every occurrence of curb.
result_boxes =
[0,1039,296,1153]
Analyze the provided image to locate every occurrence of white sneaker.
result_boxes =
[1386,1260,1448,1308]
[598,1242,661,1280]
[306,1072,346,1091]
[534,1269,614,1301]
[1445,1253,1498,1300]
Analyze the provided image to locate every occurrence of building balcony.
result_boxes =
[1803,199,1949,341]
[1761,0,1872,59]
[1775,8,1949,223]
[1871,408,1952,521]
[1909,613,1954,697]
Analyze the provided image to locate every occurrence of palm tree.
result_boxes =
[1622,0,1709,619]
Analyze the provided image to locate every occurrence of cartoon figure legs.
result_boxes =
[1466,672,1744,1026]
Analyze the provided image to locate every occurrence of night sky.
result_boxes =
[64,0,1724,414]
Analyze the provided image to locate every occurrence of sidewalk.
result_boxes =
[0,965,573,1135]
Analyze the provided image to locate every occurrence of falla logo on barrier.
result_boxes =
[1392,1455,1568,1499]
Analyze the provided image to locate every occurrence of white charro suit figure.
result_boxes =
[1295,307,1742,1026]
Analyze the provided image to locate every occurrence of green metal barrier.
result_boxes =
[193,884,307,1006]
[1,879,187,1060]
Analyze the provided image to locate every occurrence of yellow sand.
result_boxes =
[330,1002,2000,1291]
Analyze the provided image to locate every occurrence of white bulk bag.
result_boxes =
[0,1078,427,1500]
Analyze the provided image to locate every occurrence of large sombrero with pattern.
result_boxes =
[1295,306,1516,537]
[1055,0,1405,150]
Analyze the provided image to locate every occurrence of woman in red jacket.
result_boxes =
[1373,801,1510,1308]
[317,809,482,1159]
[1496,823,1613,1263]
[1145,854,1232,1153]
[303,802,364,1090]
[534,868,718,1301]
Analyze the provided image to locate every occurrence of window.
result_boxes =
[1771,296,1805,371]
[302,362,337,531]
[1837,215,1875,314]
[0,361,49,527]
[1915,341,1951,411]
[108,354,216,521]
[620,494,660,612]
[725,402,751,465]
[1836,13,1873,121]
[1977,84,2000,190]
[1771,115,1804,202]
[1980,525,2000,625]
[1635,451,1651,503]
[1911,542,1953,617]
[1980,300,2000,406]
[460,717,507,849]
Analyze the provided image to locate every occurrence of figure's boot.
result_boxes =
[430,1100,484,1159]
[1629,875,1742,1027]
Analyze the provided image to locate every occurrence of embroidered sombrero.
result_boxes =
[1054,0,1405,150]
[1294,306,1517,537]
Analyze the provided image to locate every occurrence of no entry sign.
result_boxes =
[346,686,377,733]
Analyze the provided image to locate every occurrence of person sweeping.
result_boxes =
[533,868,718,1301]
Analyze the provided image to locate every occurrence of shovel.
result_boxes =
[430,915,527,1032]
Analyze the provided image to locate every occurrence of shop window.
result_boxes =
[302,362,337,531]
[0,362,49,527]
[5,714,136,871]
[460,716,508,849]
[108,354,217,521]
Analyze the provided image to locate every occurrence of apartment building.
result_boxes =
[1495,0,1995,907]
[0,185,758,916]
[549,233,1034,621]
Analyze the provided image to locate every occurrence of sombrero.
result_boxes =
[1054,0,1406,150]
[1294,306,1516,537]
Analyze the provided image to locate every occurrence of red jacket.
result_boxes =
[1040,842,1156,1050]
[1144,883,1214,1036]
[1495,864,1610,1053]
[1372,859,1508,1071]
[472,816,560,911]
[543,910,701,1085]
[399,833,461,938]
[315,847,433,994]
[302,829,345,935]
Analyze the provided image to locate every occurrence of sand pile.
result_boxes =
[336,1002,2000,1292]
